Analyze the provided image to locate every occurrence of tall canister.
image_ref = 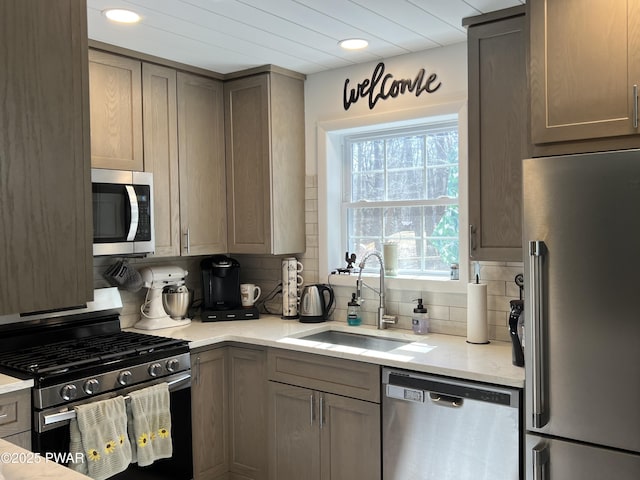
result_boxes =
[281,257,303,319]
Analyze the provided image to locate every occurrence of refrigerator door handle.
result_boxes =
[532,441,550,480]
[529,240,548,428]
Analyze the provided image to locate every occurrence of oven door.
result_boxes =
[34,372,192,480]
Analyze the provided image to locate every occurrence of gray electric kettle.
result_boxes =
[299,284,335,323]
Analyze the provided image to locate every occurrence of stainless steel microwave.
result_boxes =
[92,168,155,256]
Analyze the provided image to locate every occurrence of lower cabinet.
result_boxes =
[192,346,267,480]
[191,348,229,480]
[228,347,268,480]
[268,383,380,480]
[267,349,381,480]
[0,389,31,450]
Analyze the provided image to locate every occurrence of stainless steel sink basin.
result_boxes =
[299,330,410,352]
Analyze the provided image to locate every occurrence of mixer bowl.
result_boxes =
[162,289,191,319]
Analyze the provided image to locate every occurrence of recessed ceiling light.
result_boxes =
[102,8,141,24]
[339,38,369,50]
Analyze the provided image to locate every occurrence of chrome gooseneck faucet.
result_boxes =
[356,251,397,329]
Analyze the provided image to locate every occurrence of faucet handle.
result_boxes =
[381,314,397,325]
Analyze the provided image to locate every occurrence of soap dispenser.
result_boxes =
[412,298,429,334]
[347,293,362,326]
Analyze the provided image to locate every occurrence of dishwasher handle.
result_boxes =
[383,370,520,409]
[429,392,463,408]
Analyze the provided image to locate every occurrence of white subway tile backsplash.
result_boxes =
[105,173,525,341]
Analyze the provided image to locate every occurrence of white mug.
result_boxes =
[240,283,261,307]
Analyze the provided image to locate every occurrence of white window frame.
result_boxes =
[317,100,469,294]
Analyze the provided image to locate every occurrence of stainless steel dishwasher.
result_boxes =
[382,368,521,480]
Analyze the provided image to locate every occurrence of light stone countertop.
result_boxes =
[129,316,525,388]
[0,375,32,395]
[0,439,90,480]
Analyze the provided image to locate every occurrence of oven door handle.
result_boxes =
[42,373,191,427]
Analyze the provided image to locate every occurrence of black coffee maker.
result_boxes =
[201,255,241,311]
[508,274,525,367]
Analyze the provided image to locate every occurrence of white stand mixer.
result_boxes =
[134,266,191,330]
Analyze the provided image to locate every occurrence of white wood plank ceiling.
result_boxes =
[87,0,525,75]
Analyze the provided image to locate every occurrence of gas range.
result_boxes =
[0,288,190,411]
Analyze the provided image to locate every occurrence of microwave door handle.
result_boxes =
[125,185,139,241]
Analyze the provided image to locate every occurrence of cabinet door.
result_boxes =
[225,74,271,254]
[192,349,229,480]
[88,50,143,170]
[177,72,227,255]
[228,347,267,480]
[142,63,180,257]
[530,0,640,143]
[320,393,381,480]
[225,72,305,255]
[467,11,529,261]
[268,382,320,480]
[0,0,91,314]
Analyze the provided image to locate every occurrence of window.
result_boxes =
[342,122,459,276]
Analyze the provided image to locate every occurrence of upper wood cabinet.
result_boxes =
[88,50,143,170]
[142,63,181,257]
[177,72,227,256]
[530,0,640,149]
[0,0,92,315]
[224,71,305,255]
[466,7,530,262]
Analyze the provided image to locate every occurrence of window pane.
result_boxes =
[349,207,382,256]
[351,140,384,172]
[386,135,424,169]
[426,164,458,199]
[384,207,423,271]
[352,172,384,201]
[426,129,458,167]
[428,205,459,269]
[387,170,423,200]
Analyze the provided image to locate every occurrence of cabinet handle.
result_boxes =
[184,228,191,254]
[319,394,325,429]
[194,356,200,385]
[309,394,314,426]
[634,85,638,129]
[469,224,476,257]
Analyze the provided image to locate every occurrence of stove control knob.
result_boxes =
[166,359,180,373]
[118,371,133,386]
[84,379,100,395]
[61,384,78,401]
[148,363,163,377]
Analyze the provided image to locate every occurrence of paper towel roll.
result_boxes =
[467,282,489,344]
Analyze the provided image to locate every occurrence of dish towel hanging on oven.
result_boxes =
[126,382,173,466]
[68,396,132,480]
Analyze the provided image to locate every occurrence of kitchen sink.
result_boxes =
[299,330,410,352]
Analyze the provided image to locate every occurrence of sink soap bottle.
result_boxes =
[347,293,362,326]
[412,298,429,334]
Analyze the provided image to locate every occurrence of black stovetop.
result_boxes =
[0,331,186,378]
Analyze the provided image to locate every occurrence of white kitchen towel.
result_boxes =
[68,396,132,480]
[126,383,172,466]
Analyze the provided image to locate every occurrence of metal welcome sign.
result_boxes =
[343,62,441,111]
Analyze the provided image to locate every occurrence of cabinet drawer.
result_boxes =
[0,390,30,438]
[267,349,380,403]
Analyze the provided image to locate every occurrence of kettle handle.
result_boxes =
[319,285,335,319]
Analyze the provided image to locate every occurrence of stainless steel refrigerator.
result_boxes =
[523,150,640,479]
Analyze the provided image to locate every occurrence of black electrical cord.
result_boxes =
[256,281,283,315]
